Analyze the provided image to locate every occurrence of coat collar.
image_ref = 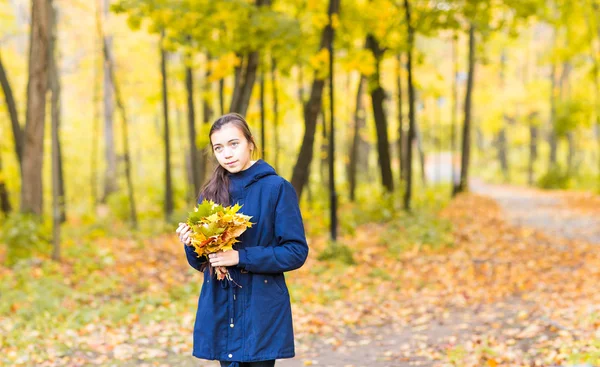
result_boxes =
[228,159,277,199]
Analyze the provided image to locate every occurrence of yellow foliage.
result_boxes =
[309,48,330,79]
[331,14,340,30]
[311,13,329,30]
[208,53,241,82]
[341,49,376,76]
[186,200,253,281]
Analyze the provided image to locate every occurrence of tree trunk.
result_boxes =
[200,53,214,185]
[49,0,61,259]
[414,118,427,186]
[101,0,117,202]
[271,56,280,171]
[298,64,305,103]
[48,0,65,224]
[523,32,536,187]
[219,77,225,116]
[498,50,509,182]
[0,50,23,169]
[91,0,101,207]
[102,31,138,228]
[497,126,509,181]
[560,62,572,173]
[260,59,266,159]
[21,0,50,215]
[567,132,575,173]
[232,52,259,117]
[548,64,558,168]
[451,33,459,195]
[160,32,173,220]
[450,33,459,197]
[528,114,538,185]
[0,50,19,213]
[185,61,200,198]
[327,0,337,241]
[349,76,365,202]
[230,53,244,113]
[290,0,339,199]
[176,108,191,201]
[396,53,406,184]
[457,23,476,194]
[0,151,11,215]
[198,53,215,187]
[475,126,485,152]
[320,103,328,185]
[590,0,600,187]
[559,61,571,98]
[366,34,394,192]
[202,54,214,124]
[228,0,267,116]
[403,0,416,210]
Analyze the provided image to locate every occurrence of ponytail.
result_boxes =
[198,163,230,206]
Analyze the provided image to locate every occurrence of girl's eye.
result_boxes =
[214,146,222,152]
[232,142,239,147]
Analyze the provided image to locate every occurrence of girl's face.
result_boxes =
[210,123,254,173]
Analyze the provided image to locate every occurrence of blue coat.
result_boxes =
[184,159,309,365]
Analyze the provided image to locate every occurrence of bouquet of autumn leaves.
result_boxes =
[186,199,253,281]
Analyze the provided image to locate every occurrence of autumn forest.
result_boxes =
[1,0,600,366]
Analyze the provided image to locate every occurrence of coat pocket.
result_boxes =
[255,274,286,298]
[272,273,288,295]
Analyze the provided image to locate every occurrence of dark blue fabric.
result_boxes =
[185,159,309,363]
[219,360,275,367]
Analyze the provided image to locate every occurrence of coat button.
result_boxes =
[264,279,268,283]
[228,354,233,358]
[230,323,234,328]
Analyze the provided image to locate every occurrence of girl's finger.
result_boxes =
[177,223,189,233]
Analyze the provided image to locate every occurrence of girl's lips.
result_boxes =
[226,161,237,166]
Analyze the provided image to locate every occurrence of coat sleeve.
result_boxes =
[184,195,208,272]
[237,180,309,273]
[184,244,207,272]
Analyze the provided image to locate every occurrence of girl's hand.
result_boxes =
[208,250,239,267]
[176,222,192,245]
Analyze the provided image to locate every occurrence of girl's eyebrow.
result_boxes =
[213,139,240,147]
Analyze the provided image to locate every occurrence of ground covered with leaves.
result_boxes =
[1,185,599,366]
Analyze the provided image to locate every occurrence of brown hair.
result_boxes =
[198,113,259,205]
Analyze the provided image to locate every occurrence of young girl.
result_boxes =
[176,113,309,367]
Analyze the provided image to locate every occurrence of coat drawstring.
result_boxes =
[219,269,242,289]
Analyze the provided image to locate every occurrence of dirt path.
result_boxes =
[470,179,600,244]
